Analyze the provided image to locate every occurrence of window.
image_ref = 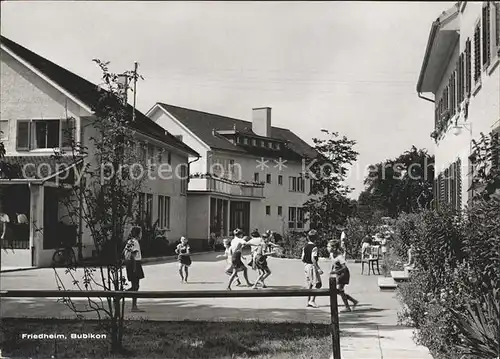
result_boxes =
[310,179,316,193]
[449,71,457,116]
[289,176,297,191]
[266,174,271,184]
[167,151,172,165]
[243,137,249,145]
[145,193,153,225]
[278,175,283,185]
[474,22,482,84]
[297,208,304,229]
[157,148,163,163]
[260,140,265,148]
[288,207,304,229]
[16,119,75,150]
[458,53,464,104]
[252,139,257,146]
[290,176,305,192]
[268,142,273,148]
[288,207,296,229]
[180,165,188,195]
[277,206,282,216]
[157,195,171,229]
[297,177,305,193]
[436,159,462,211]
[254,172,260,182]
[266,205,271,215]
[483,2,492,68]
[236,136,241,143]
[0,120,8,140]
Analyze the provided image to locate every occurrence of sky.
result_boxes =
[0,1,449,198]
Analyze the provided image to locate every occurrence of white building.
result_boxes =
[147,104,318,245]
[0,36,199,268]
[417,2,500,209]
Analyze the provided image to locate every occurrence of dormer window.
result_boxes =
[268,142,273,149]
[243,137,249,145]
[252,139,257,146]
[260,140,265,148]
[236,136,241,143]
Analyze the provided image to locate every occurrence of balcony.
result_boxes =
[188,174,264,199]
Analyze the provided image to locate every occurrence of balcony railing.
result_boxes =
[189,175,264,198]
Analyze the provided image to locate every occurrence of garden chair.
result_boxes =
[361,245,381,275]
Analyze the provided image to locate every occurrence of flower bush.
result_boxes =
[394,198,500,359]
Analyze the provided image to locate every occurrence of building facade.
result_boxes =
[417,2,500,210]
[147,104,318,246]
[0,36,198,268]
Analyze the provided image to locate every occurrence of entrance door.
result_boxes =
[229,201,250,236]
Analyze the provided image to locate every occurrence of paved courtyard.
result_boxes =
[1,253,432,358]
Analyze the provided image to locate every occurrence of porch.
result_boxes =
[0,155,83,268]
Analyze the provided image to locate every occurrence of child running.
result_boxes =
[175,236,192,283]
[227,241,253,290]
[216,238,242,286]
[252,232,281,289]
[328,240,359,312]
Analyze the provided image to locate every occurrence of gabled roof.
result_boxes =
[0,36,199,157]
[157,103,318,161]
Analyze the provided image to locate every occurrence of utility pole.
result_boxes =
[132,62,138,122]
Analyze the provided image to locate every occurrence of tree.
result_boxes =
[53,60,147,352]
[302,129,358,252]
[361,146,434,217]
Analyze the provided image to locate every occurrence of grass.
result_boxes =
[0,318,333,358]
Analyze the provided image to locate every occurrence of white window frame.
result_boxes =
[16,118,76,151]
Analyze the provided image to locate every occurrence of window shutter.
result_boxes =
[483,2,492,67]
[434,178,439,209]
[444,168,450,205]
[439,173,446,206]
[474,23,482,82]
[495,1,500,52]
[455,158,462,209]
[16,120,31,151]
[466,38,472,95]
[450,163,457,210]
[491,128,500,171]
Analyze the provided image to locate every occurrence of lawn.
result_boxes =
[0,318,333,358]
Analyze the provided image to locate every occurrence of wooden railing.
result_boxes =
[0,276,342,359]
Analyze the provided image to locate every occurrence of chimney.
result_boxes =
[252,107,271,138]
[116,74,129,104]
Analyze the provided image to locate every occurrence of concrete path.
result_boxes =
[0,253,432,358]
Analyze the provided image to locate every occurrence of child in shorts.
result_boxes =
[328,240,358,312]
[217,238,241,286]
[175,236,191,283]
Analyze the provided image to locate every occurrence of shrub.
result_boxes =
[395,199,500,359]
[280,232,307,259]
[344,217,369,259]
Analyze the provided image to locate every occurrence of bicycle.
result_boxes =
[52,243,77,267]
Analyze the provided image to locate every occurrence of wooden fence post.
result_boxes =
[329,275,341,359]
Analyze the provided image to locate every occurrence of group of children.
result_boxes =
[122,226,359,312]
